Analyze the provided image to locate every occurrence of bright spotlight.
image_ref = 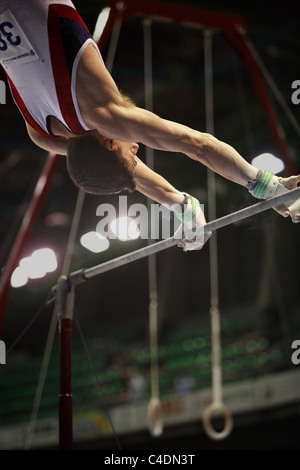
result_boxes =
[19,256,47,279]
[92,7,111,43]
[80,231,110,253]
[32,248,57,273]
[11,267,28,288]
[13,248,58,284]
[251,153,285,175]
[110,216,140,241]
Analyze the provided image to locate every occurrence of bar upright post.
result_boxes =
[56,275,74,450]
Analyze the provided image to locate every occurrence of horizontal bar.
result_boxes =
[68,186,300,287]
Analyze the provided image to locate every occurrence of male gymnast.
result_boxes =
[0,0,299,251]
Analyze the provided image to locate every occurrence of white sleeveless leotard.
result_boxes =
[0,0,99,137]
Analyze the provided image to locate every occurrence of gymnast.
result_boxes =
[0,0,299,251]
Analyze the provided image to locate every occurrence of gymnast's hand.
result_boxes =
[248,171,300,223]
[276,174,300,223]
[172,194,212,251]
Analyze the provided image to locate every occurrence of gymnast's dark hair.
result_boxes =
[66,134,136,195]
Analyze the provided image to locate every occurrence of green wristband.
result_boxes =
[175,195,199,223]
[252,170,274,199]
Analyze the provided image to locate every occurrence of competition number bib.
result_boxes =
[0,9,40,66]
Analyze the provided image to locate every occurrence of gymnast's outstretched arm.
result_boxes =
[80,69,300,220]
[26,121,196,209]
[78,43,258,187]
[133,157,211,250]
[87,100,300,221]
[88,102,258,188]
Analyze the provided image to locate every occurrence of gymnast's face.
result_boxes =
[108,139,139,174]
[88,131,138,191]
[89,131,139,173]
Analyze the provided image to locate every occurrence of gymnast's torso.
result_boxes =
[0,0,100,137]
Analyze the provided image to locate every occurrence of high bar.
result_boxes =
[68,186,300,287]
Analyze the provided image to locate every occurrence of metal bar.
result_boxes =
[68,187,300,287]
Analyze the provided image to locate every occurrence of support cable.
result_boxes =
[23,309,58,450]
[74,315,122,450]
[7,291,55,356]
[246,40,300,139]
[24,187,86,449]
[202,30,233,440]
[143,19,163,438]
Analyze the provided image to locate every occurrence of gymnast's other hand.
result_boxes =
[276,174,300,223]
[248,171,300,223]
[172,194,212,251]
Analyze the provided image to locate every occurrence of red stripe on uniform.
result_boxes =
[47,4,89,135]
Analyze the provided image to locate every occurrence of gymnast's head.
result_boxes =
[66,132,138,195]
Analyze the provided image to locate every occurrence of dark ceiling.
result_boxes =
[0,0,299,354]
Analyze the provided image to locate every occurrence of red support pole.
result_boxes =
[224,28,296,176]
[56,275,74,450]
[0,152,61,338]
[105,0,248,33]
